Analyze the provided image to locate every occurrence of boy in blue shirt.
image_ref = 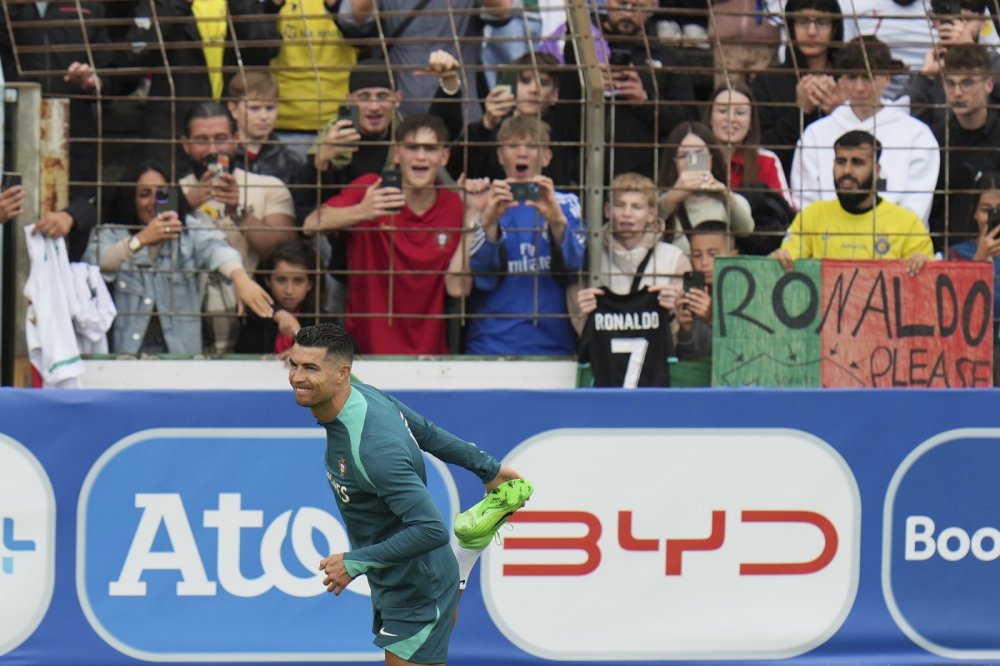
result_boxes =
[463,115,586,354]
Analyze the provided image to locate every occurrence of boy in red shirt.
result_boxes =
[303,114,467,354]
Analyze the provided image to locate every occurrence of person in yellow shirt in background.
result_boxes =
[271,0,358,160]
[771,130,933,276]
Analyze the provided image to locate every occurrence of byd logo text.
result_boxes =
[504,509,837,576]
[482,428,860,662]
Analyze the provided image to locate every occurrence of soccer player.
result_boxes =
[287,323,532,665]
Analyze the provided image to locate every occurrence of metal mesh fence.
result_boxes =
[2,0,998,357]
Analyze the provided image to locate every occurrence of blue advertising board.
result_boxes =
[2,387,1000,665]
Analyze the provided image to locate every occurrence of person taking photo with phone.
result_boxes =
[573,173,692,388]
[84,163,274,355]
[658,122,755,255]
[458,115,586,355]
[945,170,1000,384]
[178,102,297,353]
[302,114,468,355]
[675,221,740,359]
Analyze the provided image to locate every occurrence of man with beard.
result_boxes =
[790,36,940,226]
[179,102,297,352]
[772,131,932,274]
[554,0,698,183]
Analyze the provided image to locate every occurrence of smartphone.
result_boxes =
[686,151,710,173]
[510,181,540,202]
[205,152,231,177]
[496,69,518,96]
[937,0,961,23]
[683,270,706,292]
[988,207,1000,232]
[380,168,403,213]
[3,173,21,190]
[153,185,179,217]
[609,48,632,67]
[337,103,359,127]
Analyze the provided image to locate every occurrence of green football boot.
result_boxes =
[453,478,534,549]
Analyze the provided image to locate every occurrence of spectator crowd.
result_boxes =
[2,0,999,386]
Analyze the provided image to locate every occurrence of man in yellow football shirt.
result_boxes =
[772,130,934,276]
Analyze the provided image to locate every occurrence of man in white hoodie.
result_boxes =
[790,36,940,226]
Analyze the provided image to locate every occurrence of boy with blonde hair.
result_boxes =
[463,115,586,355]
[227,71,303,181]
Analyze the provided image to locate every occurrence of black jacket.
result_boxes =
[559,22,698,184]
[0,1,130,260]
[930,110,1000,251]
[429,86,580,186]
[750,58,826,183]
[234,135,305,184]
[126,0,281,158]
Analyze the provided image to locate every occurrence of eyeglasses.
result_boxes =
[944,77,985,92]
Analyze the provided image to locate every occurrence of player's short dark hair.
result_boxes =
[295,323,356,362]
[834,130,882,161]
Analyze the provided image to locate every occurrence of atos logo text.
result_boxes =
[904,516,1000,563]
[504,509,838,576]
[109,493,351,598]
[1,517,36,575]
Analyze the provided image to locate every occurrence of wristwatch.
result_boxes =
[128,235,142,253]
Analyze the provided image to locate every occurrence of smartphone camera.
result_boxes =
[205,152,230,178]
[3,173,22,190]
[380,168,403,213]
[686,151,710,173]
[609,48,632,67]
[937,0,961,23]
[496,69,518,95]
[683,270,706,292]
[337,103,359,127]
[153,185,178,217]
[987,207,1000,232]
[510,181,540,202]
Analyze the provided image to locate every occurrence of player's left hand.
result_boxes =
[320,552,354,596]
[485,465,522,493]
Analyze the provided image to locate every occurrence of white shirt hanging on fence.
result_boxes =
[70,262,115,354]
[24,225,85,387]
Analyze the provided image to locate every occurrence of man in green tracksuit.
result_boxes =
[287,323,530,665]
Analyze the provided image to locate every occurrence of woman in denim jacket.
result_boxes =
[84,163,274,355]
